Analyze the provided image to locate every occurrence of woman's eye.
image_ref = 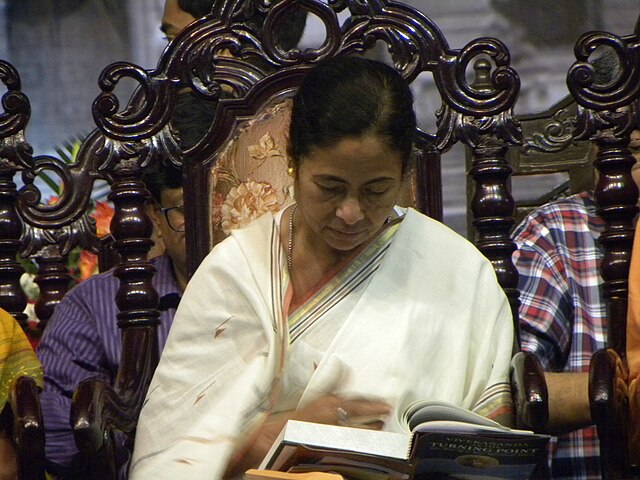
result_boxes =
[318,185,343,194]
[364,188,389,196]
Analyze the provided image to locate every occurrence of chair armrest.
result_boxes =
[510,351,549,431]
[589,347,631,478]
[10,376,45,480]
[72,378,132,480]
[71,326,158,480]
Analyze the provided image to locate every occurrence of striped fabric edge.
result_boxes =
[259,222,289,410]
[471,381,513,422]
[288,222,401,344]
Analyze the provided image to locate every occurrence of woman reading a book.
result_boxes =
[130,56,515,479]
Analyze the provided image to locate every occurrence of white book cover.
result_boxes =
[260,420,411,470]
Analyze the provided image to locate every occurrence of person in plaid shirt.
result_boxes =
[512,191,605,480]
[512,130,640,480]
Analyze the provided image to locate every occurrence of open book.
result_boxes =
[259,400,549,480]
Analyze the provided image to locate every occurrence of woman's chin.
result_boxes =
[324,229,370,251]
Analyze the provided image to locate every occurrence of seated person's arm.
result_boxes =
[36,290,115,476]
[513,211,596,435]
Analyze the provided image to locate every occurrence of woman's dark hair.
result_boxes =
[289,56,416,174]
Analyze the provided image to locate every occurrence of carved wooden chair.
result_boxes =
[54,0,549,477]
[507,96,595,225]
[0,54,120,478]
[0,59,47,480]
[564,22,640,480]
[466,59,596,233]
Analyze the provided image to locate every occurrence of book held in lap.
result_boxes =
[258,401,549,480]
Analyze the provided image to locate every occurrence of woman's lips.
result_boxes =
[330,228,365,241]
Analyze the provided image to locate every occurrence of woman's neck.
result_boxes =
[289,223,363,304]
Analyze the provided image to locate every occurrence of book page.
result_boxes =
[401,400,509,432]
[263,444,412,479]
[412,421,537,436]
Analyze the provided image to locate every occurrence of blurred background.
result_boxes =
[0,0,638,235]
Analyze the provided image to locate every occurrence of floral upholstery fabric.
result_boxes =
[210,98,294,246]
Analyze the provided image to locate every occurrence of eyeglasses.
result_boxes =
[160,205,185,232]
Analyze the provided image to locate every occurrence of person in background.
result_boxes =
[36,159,186,478]
[0,308,43,480]
[161,0,307,48]
[160,0,201,41]
[162,0,308,148]
[130,55,515,479]
[512,51,638,480]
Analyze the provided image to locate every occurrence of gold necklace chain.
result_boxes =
[287,204,297,273]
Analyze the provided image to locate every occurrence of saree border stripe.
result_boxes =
[288,223,401,343]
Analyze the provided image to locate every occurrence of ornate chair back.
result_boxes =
[466,59,596,233]
[0,56,118,479]
[0,59,47,480]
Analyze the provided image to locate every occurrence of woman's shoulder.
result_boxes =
[402,208,479,250]
[397,208,498,276]
[197,211,279,274]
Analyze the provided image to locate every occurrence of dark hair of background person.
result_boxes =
[177,0,307,51]
[143,89,225,201]
[170,90,218,150]
[591,47,621,84]
[142,160,183,204]
[177,0,214,18]
[289,56,417,175]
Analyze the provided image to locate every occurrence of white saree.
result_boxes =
[130,208,514,479]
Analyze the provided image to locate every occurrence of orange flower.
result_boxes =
[78,250,98,281]
[91,201,114,237]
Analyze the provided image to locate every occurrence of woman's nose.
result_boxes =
[335,197,364,225]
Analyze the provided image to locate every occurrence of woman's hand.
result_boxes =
[224,394,391,478]
[290,394,391,429]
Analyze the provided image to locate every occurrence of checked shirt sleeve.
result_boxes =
[512,211,574,371]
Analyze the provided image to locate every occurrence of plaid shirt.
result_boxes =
[512,192,606,480]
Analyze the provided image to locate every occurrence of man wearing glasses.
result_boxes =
[36,160,186,479]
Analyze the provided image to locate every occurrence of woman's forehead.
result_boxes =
[301,136,402,177]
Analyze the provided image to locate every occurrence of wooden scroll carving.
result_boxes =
[0,59,33,330]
